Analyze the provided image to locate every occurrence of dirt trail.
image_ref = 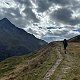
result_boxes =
[43,48,63,80]
[53,51,74,80]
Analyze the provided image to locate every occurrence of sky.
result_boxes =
[0,0,80,42]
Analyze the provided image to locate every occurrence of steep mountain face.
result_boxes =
[0,18,47,60]
[69,35,80,42]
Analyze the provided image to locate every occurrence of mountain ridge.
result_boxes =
[69,35,80,42]
[0,18,47,61]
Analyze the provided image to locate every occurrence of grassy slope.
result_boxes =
[0,42,80,80]
[50,42,80,80]
[0,43,57,80]
[0,54,38,77]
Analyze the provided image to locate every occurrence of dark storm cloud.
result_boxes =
[36,0,71,12]
[47,27,56,29]
[51,8,72,22]
[15,0,39,23]
[0,0,80,42]
[48,0,69,6]
[0,8,26,28]
[3,8,22,18]
[50,8,80,25]
[15,0,31,7]
[69,18,80,25]
[0,0,39,27]
[37,0,52,12]
[23,8,39,23]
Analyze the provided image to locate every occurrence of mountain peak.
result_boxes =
[0,18,47,60]
[2,18,8,20]
[0,18,14,29]
[1,18,10,22]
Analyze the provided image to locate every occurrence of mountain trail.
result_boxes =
[43,47,64,80]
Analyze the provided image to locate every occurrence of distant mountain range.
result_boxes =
[69,35,80,42]
[0,18,47,61]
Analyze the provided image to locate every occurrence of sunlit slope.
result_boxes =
[50,42,80,80]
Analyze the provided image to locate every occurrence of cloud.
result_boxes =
[0,0,80,42]
[73,28,80,32]
[36,0,72,12]
[37,0,52,12]
[53,29,69,36]
[50,8,80,25]
[48,0,70,6]
[0,0,39,27]
[41,28,80,42]
[0,0,17,8]
[23,8,39,23]
[42,36,60,42]
[27,28,39,35]
[51,8,72,22]
[47,27,56,29]
[0,7,27,28]
[14,0,31,7]
[63,30,80,39]
[3,8,22,18]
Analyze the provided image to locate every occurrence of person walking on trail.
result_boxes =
[63,39,68,50]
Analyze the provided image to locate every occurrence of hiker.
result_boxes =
[63,39,68,50]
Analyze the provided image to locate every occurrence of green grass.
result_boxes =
[1,42,79,80]
[20,48,57,80]
[0,56,23,77]
[50,42,80,80]
[0,51,38,77]
[0,43,57,80]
